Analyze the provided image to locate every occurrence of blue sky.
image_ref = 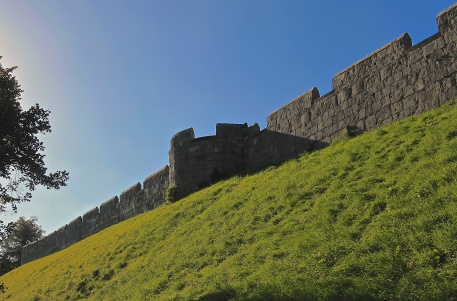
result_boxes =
[1,0,455,233]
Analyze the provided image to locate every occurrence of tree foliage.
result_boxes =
[0,57,69,215]
[0,216,44,275]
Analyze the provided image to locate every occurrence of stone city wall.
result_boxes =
[267,4,457,144]
[168,122,315,199]
[21,166,169,264]
[22,3,457,265]
[168,123,259,199]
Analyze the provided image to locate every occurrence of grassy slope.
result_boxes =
[2,101,457,301]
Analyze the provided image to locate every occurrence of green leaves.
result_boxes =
[0,59,69,213]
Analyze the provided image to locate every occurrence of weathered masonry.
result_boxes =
[168,123,314,199]
[22,3,457,265]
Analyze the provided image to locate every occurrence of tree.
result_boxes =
[0,216,44,275]
[0,57,69,216]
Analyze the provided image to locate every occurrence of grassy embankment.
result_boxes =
[2,101,457,301]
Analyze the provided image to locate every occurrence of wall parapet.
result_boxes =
[332,33,413,90]
[22,3,457,266]
[268,3,457,144]
[168,123,261,199]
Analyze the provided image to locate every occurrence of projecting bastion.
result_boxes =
[22,3,457,264]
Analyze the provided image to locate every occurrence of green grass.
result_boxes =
[3,100,457,300]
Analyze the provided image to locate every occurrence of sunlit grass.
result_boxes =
[2,100,457,300]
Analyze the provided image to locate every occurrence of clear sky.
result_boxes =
[1,0,455,234]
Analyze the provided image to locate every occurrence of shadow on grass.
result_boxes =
[196,279,384,301]
[197,287,237,301]
[196,285,315,301]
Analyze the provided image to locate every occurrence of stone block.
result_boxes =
[170,128,195,148]
[82,207,99,222]
[120,182,142,204]
[68,217,82,227]
[365,116,377,129]
[437,3,457,38]
[403,96,417,110]
[100,196,119,215]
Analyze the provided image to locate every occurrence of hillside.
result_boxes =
[2,100,457,301]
